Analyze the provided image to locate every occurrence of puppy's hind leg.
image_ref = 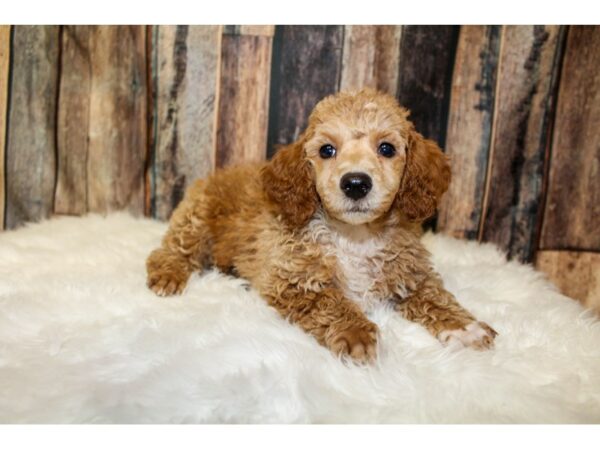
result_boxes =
[147,181,211,297]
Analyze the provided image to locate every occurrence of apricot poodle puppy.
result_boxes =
[146,89,497,362]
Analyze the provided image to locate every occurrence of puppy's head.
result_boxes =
[262,89,450,228]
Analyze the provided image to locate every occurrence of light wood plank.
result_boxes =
[150,25,221,220]
[223,25,275,36]
[55,26,91,215]
[266,25,344,158]
[216,33,272,167]
[55,26,147,216]
[540,26,600,250]
[0,26,10,230]
[340,25,402,96]
[536,250,600,311]
[480,26,565,262]
[437,26,502,240]
[5,26,59,229]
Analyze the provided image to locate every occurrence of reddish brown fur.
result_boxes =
[146,89,496,363]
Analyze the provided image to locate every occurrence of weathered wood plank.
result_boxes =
[0,26,10,230]
[5,26,59,229]
[150,25,221,220]
[55,26,91,216]
[480,26,565,262]
[340,25,402,96]
[540,26,600,251]
[536,250,600,312]
[55,26,147,216]
[437,26,501,240]
[396,25,460,146]
[216,33,272,167]
[223,25,275,36]
[266,25,344,158]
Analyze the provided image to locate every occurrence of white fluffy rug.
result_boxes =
[0,214,599,424]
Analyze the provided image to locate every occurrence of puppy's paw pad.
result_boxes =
[329,324,378,363]
[438,321,497,350]
[147,273,187,297]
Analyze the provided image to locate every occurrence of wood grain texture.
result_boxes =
[150,25,221,220]
[480,26,565,262]
[437,26,501,240]
[396,25,459,146]
[223,25,275,36]
[540,26,600,251]
[340,25,402,96]
[55,26,91,216]
[267,25,343,158]
[536,250,600,311]
[5,26,59,229]
[55,26,147,216]
[0,26,10,230]
[216,33,272,167]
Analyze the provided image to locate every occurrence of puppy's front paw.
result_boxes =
[438,321,498,350]
[327,322,378,363]
[147,271,188,297]
[146,249,191,297]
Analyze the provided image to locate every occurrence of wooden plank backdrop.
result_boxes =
[55,26,147,216]
[437,25,501,240]
[480,25,565,262]
[266,25,344,157]
[0,26,9,230]
[0,25,598,309]
[340,25,402,95]
[540,25,600,251]
[216,26,273,167]
[5,26,59,230]
[149,25,221,220]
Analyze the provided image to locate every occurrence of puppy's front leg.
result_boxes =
[395,274,497,350]
[264,285,378,363]
[147,181,211,297]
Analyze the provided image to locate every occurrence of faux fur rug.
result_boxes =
[0,214,599,424]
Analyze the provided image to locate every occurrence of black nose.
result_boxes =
[340,172,372,200]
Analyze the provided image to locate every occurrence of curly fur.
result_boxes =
[147,89,497,362]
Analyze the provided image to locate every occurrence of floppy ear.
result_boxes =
[261,140,319,228]
[396,131,451,222]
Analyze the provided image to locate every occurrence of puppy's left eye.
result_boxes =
[378,142,396,158]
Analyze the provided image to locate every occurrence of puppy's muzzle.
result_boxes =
[340,172,372,200]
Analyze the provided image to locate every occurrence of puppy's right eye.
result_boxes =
[319,144,336,159]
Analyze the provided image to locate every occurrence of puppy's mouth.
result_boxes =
[346,206,370,214]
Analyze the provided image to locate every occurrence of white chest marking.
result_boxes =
[308,215,388,310]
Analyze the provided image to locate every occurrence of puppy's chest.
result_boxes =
[315,225,403,310]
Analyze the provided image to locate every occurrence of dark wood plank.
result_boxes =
[266,25,343,158]
[55,26,147,216]
[5,26,59,229]
[536,250,600,312]
[480,26,566,262]
[0,26,10,230]
[540,26,600,251]
[216,33,273,167]
[437,26,501,240]
[340,25,402,96]
[150,25,221,220]
[396,25,460,146]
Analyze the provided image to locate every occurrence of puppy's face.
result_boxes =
[262,89,450,229]
[304,91,411,225]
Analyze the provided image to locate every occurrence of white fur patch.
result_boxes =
[1,214,600,423]
[438,322,492,348]
[308,213,391,309]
